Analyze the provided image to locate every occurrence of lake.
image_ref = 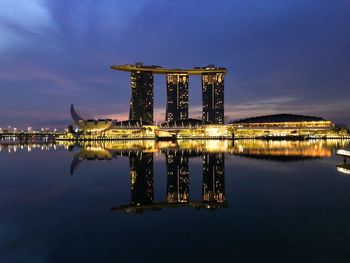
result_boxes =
[1,140,350,263]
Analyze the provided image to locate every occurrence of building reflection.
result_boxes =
[336,163,350,175]
[336,154,350,175]
[112,150,227,213]
[232,140,333,160]
[129,152,153,206]
[203,153,225,204]
[166,151,190,203]
[1,139,349,157]
[62,140,350,213]
[59,139,350,161]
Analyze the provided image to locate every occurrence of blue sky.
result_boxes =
[0,0,349,129]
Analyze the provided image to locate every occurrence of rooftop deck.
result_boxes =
[111,64,227,75]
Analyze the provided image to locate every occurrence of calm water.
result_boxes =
[1,140,350,263]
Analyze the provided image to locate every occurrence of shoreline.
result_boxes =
[1,137,350,145]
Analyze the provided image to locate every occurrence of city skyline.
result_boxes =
[1,2,350,261]
[113,63,226,124]
[1,0,350,129]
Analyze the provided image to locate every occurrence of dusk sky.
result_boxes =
[1,0,349,129]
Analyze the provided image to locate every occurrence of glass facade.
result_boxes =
[129,71,154,124]
[166,74,189,122]
[113,63,227,125]
[201,73,225,124]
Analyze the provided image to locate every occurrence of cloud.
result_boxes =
[0,0,54,52]
[0,0,53,28]
[0,27,22,50]
[227,96,297,111]
[0,1,349,128]
[224,96,350,122]
[0,67,76,93]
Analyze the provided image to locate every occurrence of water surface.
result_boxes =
[1,140,350,262]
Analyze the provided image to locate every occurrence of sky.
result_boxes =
[0,0,349,129]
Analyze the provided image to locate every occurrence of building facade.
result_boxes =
[201,72,225,124]
[166,74,189,122]
[129,68,154,124]
[111,63,227,125]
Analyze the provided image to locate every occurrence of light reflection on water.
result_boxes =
[1,139,350,262]
[2,139,349,155]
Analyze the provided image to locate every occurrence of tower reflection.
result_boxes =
[203,153,225,204]
[129,152,153,206]
[112,150,228,213]
[65,139,350,213]
[166,151,190,203]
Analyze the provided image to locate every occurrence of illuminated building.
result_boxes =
[166,150,190,203]
[202,153,225,203]
[129,151,154,206]
[201,65,225,124]
[231,114,333,129]
[161,118,207,128]
[231,114,336,139]
[111,63,227,123]
[166,74,189,122]
[70,104,113,132]
[66,63,349,140]
[129,63,154,124]
[175,125,232,139]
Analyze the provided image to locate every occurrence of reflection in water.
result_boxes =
[2,139,350,212]
[3,139,349,160]
[70,146,114,174]
[112,150,227,213]
[233,140,334,161]
[203,153,225,203]
[70,139,349,161]
[3,140,350,261]
[64,139,350,166]
[166,151,190,203]
[130,152,154,206]
[63,143,227,213]
[61,140,350,213]
[0,143,57,153]
[337,164,350,175]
